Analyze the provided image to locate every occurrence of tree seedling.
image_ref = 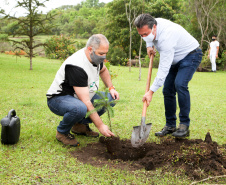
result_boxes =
[86,89,117,131]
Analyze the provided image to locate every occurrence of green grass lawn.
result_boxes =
[0,54,225,184]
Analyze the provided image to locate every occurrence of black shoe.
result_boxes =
[155,126,176,137]
[172,124,190,138]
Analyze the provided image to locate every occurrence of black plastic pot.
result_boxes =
[1,109,20,144]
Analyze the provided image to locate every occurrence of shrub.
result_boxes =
[199,50,211,70]
[45,35,85,61]
[0,34,8,41]
[107,46,127,66]
[142,51,160,68]
[81,32,90,38]
[216,50,226,70]
[0,34,11,53]
[198,50,226,71]
[4,50,26,55]
[104,59,117,80]
[0,42,12,53]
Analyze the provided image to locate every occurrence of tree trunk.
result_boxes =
[30,53,33,70]
[138,37,142,81]
[29,0,33,70]
[107,110,112,131]
[125,0,136,72]
[129,24,132,72]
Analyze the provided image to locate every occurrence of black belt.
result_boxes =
[189,47,200,54]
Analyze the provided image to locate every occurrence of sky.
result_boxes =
[0,0,113,17]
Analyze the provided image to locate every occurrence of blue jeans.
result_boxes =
[47,92,115,134]
[163,48,202,127]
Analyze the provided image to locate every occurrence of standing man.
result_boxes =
[208,35,219,72]
[134,14,202,138]
[46,34,119,146]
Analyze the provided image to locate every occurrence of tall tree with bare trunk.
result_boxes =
[125,0,136,72]
[4,0,55,70]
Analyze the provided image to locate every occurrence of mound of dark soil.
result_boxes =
[71,132,226,180]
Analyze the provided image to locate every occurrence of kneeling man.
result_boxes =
[46,34,119,146]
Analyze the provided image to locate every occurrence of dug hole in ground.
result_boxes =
[71,132,226,180]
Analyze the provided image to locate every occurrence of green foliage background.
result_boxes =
[44,35,86,60]
[1,0,225,68]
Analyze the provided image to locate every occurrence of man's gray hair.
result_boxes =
[134,14,157,29]
[86,34,109,50]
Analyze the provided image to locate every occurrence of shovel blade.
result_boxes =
[131,123,152,147]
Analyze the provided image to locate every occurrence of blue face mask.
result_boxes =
[90,51,106,66]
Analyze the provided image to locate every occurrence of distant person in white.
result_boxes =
[208,35,219,72]
[134,14,202,138]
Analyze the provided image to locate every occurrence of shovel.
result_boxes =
[131,54,154,147]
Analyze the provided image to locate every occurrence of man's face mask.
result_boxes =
[90,50,106,66]
[212,38,216,41]
[142,29,155,43]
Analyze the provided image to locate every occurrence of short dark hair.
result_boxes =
[212,35,217,38]
[134,14,157,29]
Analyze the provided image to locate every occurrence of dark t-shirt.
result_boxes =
[59,63,103,96]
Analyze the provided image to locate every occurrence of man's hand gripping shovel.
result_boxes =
[131,54,154,147]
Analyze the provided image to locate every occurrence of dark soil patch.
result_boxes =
[71,132,226,180]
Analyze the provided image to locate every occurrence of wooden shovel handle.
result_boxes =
[142,54,154,117]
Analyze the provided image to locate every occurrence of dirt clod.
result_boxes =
[71,133,226,180]
[204,132,212,143]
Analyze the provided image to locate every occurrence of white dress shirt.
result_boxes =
[145,18,199,92]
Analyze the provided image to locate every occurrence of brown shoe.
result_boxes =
[71,123,99,137]
[56,131,80,147]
